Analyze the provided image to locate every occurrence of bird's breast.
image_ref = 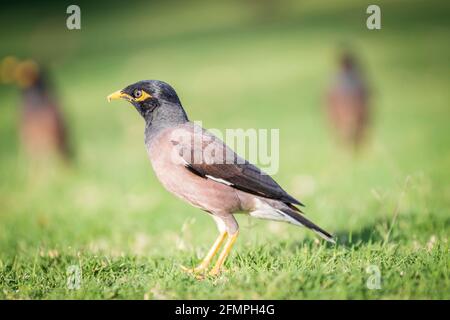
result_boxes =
[145,128,241,214]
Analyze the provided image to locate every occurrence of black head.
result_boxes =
[340,52,356,71]
[108,80,186,120]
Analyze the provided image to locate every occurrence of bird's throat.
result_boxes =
[143,101,189,146]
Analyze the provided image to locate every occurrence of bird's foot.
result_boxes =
[208,265,230,277]
[208,267,222,277]
[180,264,209,280]
[180,264,207,275]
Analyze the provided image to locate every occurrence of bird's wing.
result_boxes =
[169,123,304,207]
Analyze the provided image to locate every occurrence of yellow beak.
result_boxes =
[107,90,132,102]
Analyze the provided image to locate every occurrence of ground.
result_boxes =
[0,0,448,299]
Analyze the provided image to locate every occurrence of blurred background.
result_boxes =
[0,0,449,299]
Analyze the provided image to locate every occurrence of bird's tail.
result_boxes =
[250,199,336,243]
[277,207,336,244]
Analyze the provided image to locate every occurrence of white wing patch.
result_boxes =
[249,199,292,223]
[205,175,233,186]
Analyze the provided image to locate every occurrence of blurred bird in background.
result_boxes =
[8,58,72,162]
[325,51,370,151]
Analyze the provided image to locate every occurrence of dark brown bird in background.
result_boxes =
[13,60,71,161]
[326,52,370,151]
[108,80,334,277]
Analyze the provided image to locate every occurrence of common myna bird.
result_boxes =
[326,52,370,151]
[108,80,334,276]
[14,60,71,160]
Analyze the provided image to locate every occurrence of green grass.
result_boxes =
[0,0,449,299]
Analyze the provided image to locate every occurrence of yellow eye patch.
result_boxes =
[134,90,152,102]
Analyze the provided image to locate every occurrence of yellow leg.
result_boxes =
[181,232,227,274]
[209,231,239,276]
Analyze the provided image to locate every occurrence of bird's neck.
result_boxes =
[143,101,189,146]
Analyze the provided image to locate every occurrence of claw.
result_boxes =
[180,264,206,274]
[180,264,194,273]
[208,268,221,277]
[180,264,209,280]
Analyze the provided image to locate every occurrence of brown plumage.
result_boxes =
[108,80,334,277]
[14,60,71,160]
[326,53,370,150]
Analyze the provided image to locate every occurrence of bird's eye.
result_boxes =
[133,89,142,99]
